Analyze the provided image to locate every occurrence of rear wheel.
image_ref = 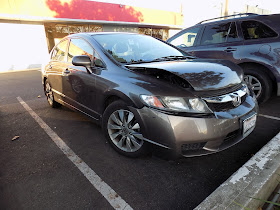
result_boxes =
[44,80,61,108]
[102,100,148,157]
[243,66,272,104]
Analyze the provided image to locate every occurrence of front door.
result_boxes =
[168,26,202,55]
[188,22,243,64]
[63,37,100,119]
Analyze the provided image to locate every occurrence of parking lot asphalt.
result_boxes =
[0,70,280,210]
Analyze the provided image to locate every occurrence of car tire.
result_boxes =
[243,66,272,104]
[102,100,148,157]
[44,79,61,108]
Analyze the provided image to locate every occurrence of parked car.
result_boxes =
[167,13,280,104]
[42,32,258,158]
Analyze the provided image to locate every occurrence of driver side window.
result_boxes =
[68,38,93,63]
[170,27,201,48]
[68,38,104,67]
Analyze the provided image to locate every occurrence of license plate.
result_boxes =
[243,114,257,135]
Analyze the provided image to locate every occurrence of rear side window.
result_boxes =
[51,39,68,61]
[241,20,278,40]
[169,27,200,48]
[201,22,239,45]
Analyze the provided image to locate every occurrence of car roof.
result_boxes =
[195,13,280,26]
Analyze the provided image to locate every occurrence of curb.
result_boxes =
[194,131,280,210]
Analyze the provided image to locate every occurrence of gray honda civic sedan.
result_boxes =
[42,32,258,158]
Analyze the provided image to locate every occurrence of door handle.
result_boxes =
[224,47,237,52]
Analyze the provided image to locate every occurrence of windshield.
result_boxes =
[93,34,186,64]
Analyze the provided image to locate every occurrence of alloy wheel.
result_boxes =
[244,75,262,99]
[45,82,54,105]
[107,109,144,153]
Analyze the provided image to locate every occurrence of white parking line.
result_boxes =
[17,96,133,210]
[259,114,280,121]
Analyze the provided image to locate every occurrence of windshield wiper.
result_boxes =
[125,60,154,65]
[125,55,195,65]
[152,55,195,62]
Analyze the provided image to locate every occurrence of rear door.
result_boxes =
[46,39,69,101]
[239,19,278,61]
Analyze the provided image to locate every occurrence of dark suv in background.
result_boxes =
[168,13,280,103]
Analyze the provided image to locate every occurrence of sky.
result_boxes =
[240,0,279,13]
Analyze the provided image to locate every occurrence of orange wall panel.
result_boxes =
[0,0,15,14]
[13,0,57,17]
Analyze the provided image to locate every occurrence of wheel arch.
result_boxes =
[101,90,143,115]
[238,62,276,89]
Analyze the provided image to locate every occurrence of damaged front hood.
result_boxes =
[126,59,243,91]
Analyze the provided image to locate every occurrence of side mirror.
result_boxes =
[72,55,92,73]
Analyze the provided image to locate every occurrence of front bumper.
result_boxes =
[131,94,258,157]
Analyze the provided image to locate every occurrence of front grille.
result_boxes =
[207,95,246,112]
[196,83,243,98]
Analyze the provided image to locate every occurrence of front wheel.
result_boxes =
[243,66,272,104]
[102,100,148,157]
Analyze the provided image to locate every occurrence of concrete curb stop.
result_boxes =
[194,131,280,210]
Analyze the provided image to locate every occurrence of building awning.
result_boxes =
[0,13,183,30]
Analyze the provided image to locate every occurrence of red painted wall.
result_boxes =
[0,0,183,26]
[46,0,144,22]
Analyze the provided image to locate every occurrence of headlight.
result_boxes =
[140,95,212,113]
[140,95,164,108]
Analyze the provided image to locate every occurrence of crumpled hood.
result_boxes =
[127,59,243,91]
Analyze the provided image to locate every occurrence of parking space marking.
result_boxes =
[17,96,133,210]
[259,114,280,121]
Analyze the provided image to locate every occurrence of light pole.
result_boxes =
[224,0,229,16]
